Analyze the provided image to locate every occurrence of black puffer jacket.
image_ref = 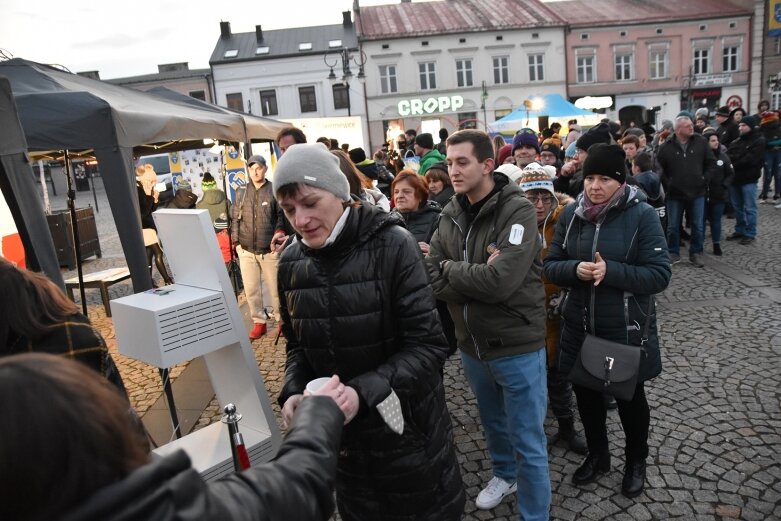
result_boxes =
[656,133,715,200]
[708,147,734,203]
[543,186,672,382]
[394,199,441,243]
[277,203,464,521]
[56,397,343,521]
[727,128,766,186]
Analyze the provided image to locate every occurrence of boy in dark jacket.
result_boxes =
[726,116,766,244]
[702,128,734,255]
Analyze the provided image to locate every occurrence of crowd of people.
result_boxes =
[2,100,777,520]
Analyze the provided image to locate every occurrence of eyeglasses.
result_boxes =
[527,194,554,204]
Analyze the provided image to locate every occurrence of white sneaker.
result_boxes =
[775,202,781,209]
[475,476,517,510]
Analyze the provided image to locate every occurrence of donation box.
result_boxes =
[111,209,281,481]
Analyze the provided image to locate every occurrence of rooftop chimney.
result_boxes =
[220,21,231,39]
[342,10,352,26]
[158,62,189,73]
[77,71,100,80]
[255,25,263,42]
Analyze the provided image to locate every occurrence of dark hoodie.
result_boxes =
[727,127,766,186]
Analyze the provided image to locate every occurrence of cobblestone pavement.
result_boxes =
[49,178,781,520]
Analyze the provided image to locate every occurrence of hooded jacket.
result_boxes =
[427,173,546,361]
[656,132,716,200]
[56,397,343,521]
[543,186,671,382]
[165,189,198,209]
[727,127,766,186]
[418,148,447,176]
[277,203,464,521]
[196,188,231,228]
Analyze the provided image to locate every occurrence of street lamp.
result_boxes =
[324,47,366,117]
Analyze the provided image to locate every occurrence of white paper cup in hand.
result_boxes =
[306,377,332,394]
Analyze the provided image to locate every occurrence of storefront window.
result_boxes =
[458,112,477,130]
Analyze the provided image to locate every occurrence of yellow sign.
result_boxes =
[168,152,182,174]
[770,0,781,37]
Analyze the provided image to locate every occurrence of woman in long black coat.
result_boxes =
[544,144,671,499]
[273,144,464,521]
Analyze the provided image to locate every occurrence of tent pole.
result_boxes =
[64,150,87,316]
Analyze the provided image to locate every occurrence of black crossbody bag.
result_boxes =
[568,298,653,402]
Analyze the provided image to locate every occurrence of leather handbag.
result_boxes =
[568,298,653,402]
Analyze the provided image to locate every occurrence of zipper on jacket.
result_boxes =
[589,223,601,334]
[462,223,481,359]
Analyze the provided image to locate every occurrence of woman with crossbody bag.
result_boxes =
[543,144,672,499]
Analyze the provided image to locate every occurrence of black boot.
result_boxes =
[603,394,617,410]
[558,417,588,455]
[621,459,646,498]
[572,451,610,485]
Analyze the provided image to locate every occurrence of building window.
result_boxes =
[224,49,238,58]
[576,56,595,83]
[189,90,205,101]
[693,48,710,75]
[379,65,398,94]
[493,56,509,84]
[456,59,474,87]
[495,108,512,120]
[649,50,668,79]
[298,42,312,51]
[458,112,477,130]
[226,93,243,112]
[772,91,781,111]
[615,54,633,81]
[255,46,270,55]
[419,62,437,90]
[298,86,317,113]
[329,39,342,48]
[333,84,349,110]
[259,90,278,116]
[528,54,544,82]
[723,45,739,72]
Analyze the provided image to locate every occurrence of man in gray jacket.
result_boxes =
[427,130,550,520]
[231,155,286,339]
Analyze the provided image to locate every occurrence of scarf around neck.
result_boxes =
[576,183,627,223]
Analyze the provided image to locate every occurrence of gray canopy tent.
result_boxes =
[0,58,288,292]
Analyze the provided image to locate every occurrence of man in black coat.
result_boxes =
[726,116,766,245]
[656,116,716,267]
[715,105,739,146]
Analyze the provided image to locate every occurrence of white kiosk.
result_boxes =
[111,209,281,481]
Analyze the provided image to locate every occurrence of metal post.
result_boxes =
[64,151,87,316]
[89,166,99,213]
[346,81,351,117]
[160,368,182,439]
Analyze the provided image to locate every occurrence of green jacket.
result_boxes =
[418,149,446,175]
[426,173,546,361]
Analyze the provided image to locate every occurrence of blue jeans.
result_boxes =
[762,149,781,197]
[729,183,758,238]
[706,201,725,244]
[666,197,705,255]
[461,349,550,521]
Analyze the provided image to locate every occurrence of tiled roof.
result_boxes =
[356,0,566,40]
[210,24,358,65]
[106,68,211,85]
[549,0,751,27]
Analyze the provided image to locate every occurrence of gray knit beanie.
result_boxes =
[273,143,351,201]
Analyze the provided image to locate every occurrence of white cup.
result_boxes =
[306,377,331,394]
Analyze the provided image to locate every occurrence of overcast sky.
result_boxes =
[1,0,408,79]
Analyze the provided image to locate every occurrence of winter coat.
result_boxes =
[231,181,284,254]
[196,189,231,228]
[708,148,734,203]
[166,189,197,209]
[427,173,547,361]
[543,186,672,382]
[56,397,343,521]
[727,128,766,186]
[717,119,739,146]
[540,193,574,368]
[394,199,441,243]
[277,203,464,521]
[136,182,157,230]
[430,185,455,208]
[418,148,447,176]
[760,117,781,150]
[359,187,390,212]
[656,133,716,201]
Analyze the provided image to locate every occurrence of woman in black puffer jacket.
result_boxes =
[273,144,465,521]
[544,144,671,500]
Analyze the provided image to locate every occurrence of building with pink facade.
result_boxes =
[555,0,753,128]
